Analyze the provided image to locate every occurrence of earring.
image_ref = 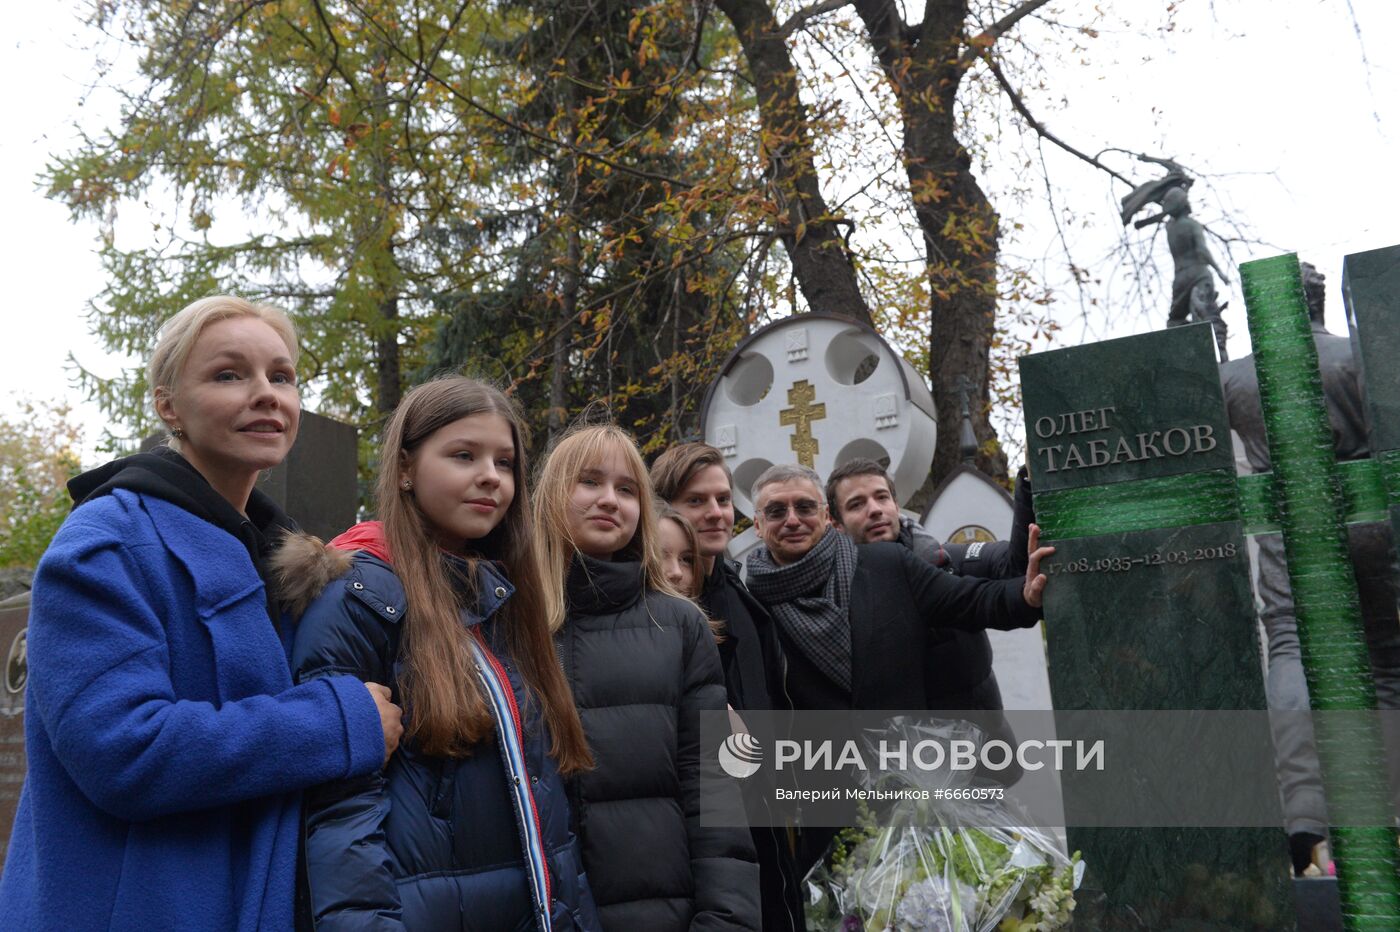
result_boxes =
[402,479,413,491]
[171,426,185,440]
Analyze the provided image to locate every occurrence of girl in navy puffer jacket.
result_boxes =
[285,377,600,931]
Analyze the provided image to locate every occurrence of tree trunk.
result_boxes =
[370,51,402,417]
[375,294,401,417]
[549,222,581,442]
[854,0,1009,483]
[714,0,873,325]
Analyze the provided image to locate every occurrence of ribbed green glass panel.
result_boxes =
[1241,253,1400,927]
[1338,459,1390,524]
[1236,472,1277,535]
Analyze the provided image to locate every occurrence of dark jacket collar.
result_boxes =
[702,554,726,599]
[565,553,644,615]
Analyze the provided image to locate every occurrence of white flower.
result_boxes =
[895,878,955,932]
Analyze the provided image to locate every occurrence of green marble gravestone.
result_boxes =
[1020,325,1293,929]
[1240,255,1399,931]
[1020,251,1400,930]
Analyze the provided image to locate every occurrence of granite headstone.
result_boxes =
[141,408,359,540]
[1343,244,1400,545]
[1020,324,1293,929]
[0,593,29,870]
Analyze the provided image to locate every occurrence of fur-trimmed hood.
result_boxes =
[270,530,353,619]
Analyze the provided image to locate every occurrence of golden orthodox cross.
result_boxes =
[778,379,827,468]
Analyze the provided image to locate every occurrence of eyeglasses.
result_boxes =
[761,499,822,522]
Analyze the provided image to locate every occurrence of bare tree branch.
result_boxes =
[981,52,1132,186]
[959,0,1054,67]
[776,0,852,41]
[1342,0,1381,126]
[311,0,360,96]
[684,0,714,71]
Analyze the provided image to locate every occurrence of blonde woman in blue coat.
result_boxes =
[0,297,400,931]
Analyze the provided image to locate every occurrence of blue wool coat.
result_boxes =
[0,490,387,932]
[292,548,601,932]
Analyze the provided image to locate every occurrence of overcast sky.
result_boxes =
[2,1,1395,463]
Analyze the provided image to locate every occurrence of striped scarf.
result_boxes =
[745,528,858,694]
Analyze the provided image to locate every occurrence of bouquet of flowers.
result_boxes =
[803,720,1083,932]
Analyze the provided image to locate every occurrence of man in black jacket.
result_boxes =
[826,459,1034,578]
[651,443,802,932]
[744,463,1049,713]
[824,458,1036,711]
[745,463,1050,877]
[652,443,785,713]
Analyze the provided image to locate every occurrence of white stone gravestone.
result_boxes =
[701,313,937,519]
[725,525,763,567]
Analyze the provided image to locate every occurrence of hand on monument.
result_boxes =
[365,682,404,764]
[1023,523,1054,609]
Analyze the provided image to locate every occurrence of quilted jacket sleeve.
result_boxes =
[292,581,405,932]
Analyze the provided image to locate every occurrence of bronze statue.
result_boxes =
[1121,157,1230,360]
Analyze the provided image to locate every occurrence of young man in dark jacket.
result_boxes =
[824,458,1037,712]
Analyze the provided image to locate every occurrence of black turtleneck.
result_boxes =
[563,553,645,615]
[700,558,780,713]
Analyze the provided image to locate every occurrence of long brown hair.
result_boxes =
[378,376,591,771]
[533,424,684,631]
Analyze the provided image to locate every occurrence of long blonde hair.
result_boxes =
[533,424,683,631]
[377,376,591,771]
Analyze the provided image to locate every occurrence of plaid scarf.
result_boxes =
[745,528,858,693]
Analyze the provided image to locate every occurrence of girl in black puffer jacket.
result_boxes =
[534,425,760,932]
[285,378,600,931]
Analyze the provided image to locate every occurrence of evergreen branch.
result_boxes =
[346,0,699,189]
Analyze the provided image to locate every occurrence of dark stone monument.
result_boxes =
[1020,324,1293,929]
[141,408,359,540]
[1295,878,1344,932]
[1343,244,1400,546]
[0,569,31,603]
[1020,249,1400,929]
[0,593,29,871]
[253,409,359,540]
